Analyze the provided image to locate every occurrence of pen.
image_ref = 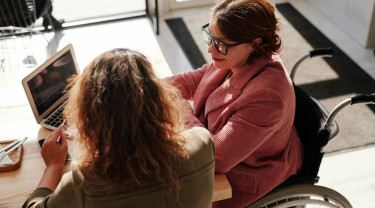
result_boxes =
[56,120,65,144]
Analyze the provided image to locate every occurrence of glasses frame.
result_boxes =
[201,23,244,55]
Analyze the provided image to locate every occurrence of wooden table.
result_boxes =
[0,74,232,207]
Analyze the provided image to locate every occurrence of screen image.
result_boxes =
[27,51,77,115]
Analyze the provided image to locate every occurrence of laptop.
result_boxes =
[22,44,80,130]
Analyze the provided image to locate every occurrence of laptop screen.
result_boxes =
[26,50,77,116]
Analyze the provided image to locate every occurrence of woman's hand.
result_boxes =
[41,124,68,169]
[37,124,68,190]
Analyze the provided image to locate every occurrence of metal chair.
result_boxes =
[0,0,61,106]
[0,0,61,72]
[0,0,62,30]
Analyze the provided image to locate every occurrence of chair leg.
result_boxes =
[42,6,63,31]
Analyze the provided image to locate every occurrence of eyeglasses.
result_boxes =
[201,23,244,55]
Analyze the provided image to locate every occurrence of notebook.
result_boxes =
[22,44,80,130]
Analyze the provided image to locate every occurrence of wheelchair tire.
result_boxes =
[246,184,352,208]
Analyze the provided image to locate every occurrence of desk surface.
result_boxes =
[0,80,232,207]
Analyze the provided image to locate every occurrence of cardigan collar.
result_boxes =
[201,55,276,116]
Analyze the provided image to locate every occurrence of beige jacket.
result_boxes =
[23,127,215,208]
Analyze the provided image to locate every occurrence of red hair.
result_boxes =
[212,0,282,61]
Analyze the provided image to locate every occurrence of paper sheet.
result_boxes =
[0,144,14,165]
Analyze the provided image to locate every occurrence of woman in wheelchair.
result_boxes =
[167,0,304,207]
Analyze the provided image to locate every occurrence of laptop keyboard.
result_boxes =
[44,104,64,128]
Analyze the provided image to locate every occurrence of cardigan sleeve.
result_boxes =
[167,65,208,100]
[212,89,285,173]
[184,114,207,129]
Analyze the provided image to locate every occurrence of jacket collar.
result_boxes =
[202,55,274,115]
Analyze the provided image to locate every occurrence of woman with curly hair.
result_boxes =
[23,49,215,208]
[168,0,304,207]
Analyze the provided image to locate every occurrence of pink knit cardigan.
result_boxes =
[168,54,304,208]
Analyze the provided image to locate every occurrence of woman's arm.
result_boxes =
[22,124,69,208]
[167,65,208,100]
[38,124,68,190]
[186,88,285,173]
[23,172,82,208]
[214,90,285,173]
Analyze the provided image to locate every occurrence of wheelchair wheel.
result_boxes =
[246,184,352,208]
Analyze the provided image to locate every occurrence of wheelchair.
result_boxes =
[246,48,375,208]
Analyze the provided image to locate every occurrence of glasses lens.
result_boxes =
[214,40,227,55]
[202,29,212,45]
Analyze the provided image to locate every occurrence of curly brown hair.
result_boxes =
[212,0,282,61]
[64,49,188,197]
